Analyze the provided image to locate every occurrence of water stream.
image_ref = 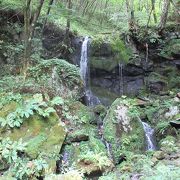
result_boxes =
[118,63,124,96]
[141,121,156,151]
[137,116,156,150]
[80,36,100,106]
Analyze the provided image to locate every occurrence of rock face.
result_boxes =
[89,41,146,100]
[103,98,145,164]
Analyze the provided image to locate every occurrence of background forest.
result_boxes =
[0,0,179,180]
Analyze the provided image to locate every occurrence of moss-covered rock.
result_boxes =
[62,136,114,175]
[45,170,84,180]
[28,58,83,99]
[0,96,66,172]
[103,97,145,163]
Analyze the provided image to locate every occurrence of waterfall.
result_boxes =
[141,121,156,151]
[80,36,89,87]
[118,63,123,96]
[80,36,100,106]
[137,116,156,151]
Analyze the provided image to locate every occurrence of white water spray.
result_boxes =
[80,36,100,106]
[141,121,156,151]
[118,63,124,95]
[80,36,89,87]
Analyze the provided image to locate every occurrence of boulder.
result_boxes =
[0,97,66,172]
[103,98,145,164]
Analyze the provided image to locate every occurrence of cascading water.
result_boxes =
[141,121,156,151]
[80,36,100,106]
[118,63,124,96]
[80,36,89,87]
[137,116,156,151]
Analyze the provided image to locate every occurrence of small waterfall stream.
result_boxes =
[80,36,89,87]
[141,121,156,151]
[80,36,100,106]
[118,63,124,96]
[137,116,156,151]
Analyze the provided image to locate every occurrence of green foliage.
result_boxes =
[28,59,82,89]
[0,94,63,128]
[2,43,23,64]
[78,151,112,173]
[110,38,132,63]
[0,138,26,164]
[160,136,178,153]
[11,157,48,179]
[0,137,47,178]
[159,39,180,59]
[0,93,22,108]
[156,121,170,135]
[45,170,84,180]
[50,96,64,106]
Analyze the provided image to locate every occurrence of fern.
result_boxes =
[0,94,61,128]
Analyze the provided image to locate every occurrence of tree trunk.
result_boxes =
[66,0,72,40]
[23,0,31,76]
[126,0,135,31]
[22,0,45,77]
[43,0,55,28]
[152,0,157,23]
[158,0,170,31]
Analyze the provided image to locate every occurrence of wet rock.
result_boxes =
[170,119,180,129]
[125,78,144,95]
[177,92,180,99]
[123,64,144,76]
[65,129,89,144]
[165,106,179,118]
[153,151,166,160]
[174,60,180,69]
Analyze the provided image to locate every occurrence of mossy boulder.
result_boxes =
[0,97,66,172]
[28,58,83,99]
[61,135,114,175]
[45,170,84,180]
[103,98,145,164]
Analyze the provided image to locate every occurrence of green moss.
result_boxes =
[26,133,48,158]
[68,101,95,125]
[148,72,168,84]
[0,97,66,171]
[0,101,18,118]
[90,57,119,72]
[103,97,145,163]
[110,38,132,64]
[28,59,82,89]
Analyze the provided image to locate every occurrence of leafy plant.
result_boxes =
[0,138,26,164]
[78,151,113,173]
[0,94,62,128]
[156,121,170,135]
